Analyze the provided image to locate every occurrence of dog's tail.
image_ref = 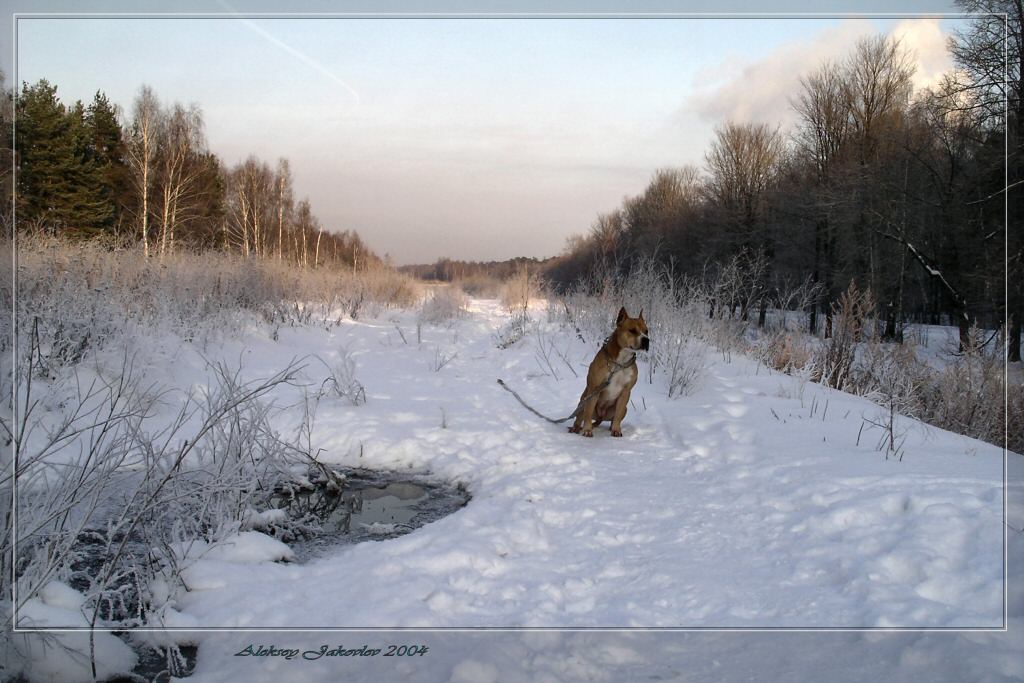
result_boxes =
[496,379,579,424]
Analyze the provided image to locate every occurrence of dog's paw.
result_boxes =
[568,425,580,434]
[582,429,593,437]
[611,428,623,437]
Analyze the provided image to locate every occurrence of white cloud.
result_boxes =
[891,18,956,93]
[686,18,956,132]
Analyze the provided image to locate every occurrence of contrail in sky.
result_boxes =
[216,1,362,105]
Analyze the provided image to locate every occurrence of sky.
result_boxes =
[9,4,968,265]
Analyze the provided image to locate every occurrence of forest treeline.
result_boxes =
[0,76,380,270]
[545,7,1021,360]
[400,256,557,282]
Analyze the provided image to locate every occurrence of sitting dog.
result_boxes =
[569,307,649,437]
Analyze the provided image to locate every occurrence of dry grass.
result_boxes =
[1,235,418,373]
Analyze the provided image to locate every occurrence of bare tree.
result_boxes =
[793,61,851,333]
[705,122,785,238]
[843,35,916,163]
[226,156,273,257]
[705,122,785,325]
[294,198,315,267]
[155,103,205,258]
[950,0,1024,360]
[589,210,625,270]
[274,158,293,261]
[622,166,702,267]
[794,61,851,184]
[125,86,160,258]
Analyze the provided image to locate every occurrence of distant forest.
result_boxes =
[0,76,380,269]
[542,8,1020,360]
[2,2,1019,361]
[399,256,557,282]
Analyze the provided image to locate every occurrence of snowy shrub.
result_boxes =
[813,282,877,392]
[705,249,768,327]
[454,273,503,298]
[341,265,420,319]
[3,235,418,381]
[765,275,822,334]
[500,265,542,314]
[314,351,366,405]
[855,340,930,418]
[921,334,1019,452]
[493,311,531,349]
[428,346,458,372]
[661,334,707,398]
[757,329,815,374]
[530,318,580,381]
[2,340,335,679]
[418,286,468,325]
[557,258,715,396]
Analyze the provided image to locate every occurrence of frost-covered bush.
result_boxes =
[455,273,503,298]
[493,310,531,349]
[1,234,404,677]
[756,329,815,374]
[3,353,330,680]
[557,258,713,397]
[500,265,542,314]
[553,257,1022,451]
[418,286,468,325]
[812,282,877,392]
[1,236,418,381]
[314,351,367,405]
[920,335,1020,452]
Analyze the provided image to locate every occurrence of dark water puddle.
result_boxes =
[64,468,468,682]
[275,467,471,562]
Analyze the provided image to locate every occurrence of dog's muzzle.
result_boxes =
[640,336,650,351]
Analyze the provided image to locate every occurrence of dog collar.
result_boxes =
[603,347,637,370]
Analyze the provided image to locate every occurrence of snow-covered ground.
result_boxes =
[18,297,1022,681]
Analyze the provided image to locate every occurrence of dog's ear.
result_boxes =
[616,307,629,324]
[638,308,644,321]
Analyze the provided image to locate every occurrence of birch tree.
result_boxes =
[125,86,160,258]
[274,158,293,261]
[156,103,205,258]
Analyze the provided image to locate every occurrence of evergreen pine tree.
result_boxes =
[15,80,111,236]
[15,79,73,231]
[85,90,131,236]
[65,100,113,236]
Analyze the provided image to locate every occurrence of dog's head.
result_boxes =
[614,307,650,352]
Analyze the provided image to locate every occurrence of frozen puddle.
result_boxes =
[275,468,470,562]
[107,469,468,682]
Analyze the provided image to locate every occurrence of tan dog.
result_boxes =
[569,307,649,437]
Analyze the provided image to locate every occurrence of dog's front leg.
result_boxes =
[578,396,599,437]
[610,389,631,437]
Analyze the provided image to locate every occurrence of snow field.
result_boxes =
[11,296,1017,683]
[161,298,1003,629]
